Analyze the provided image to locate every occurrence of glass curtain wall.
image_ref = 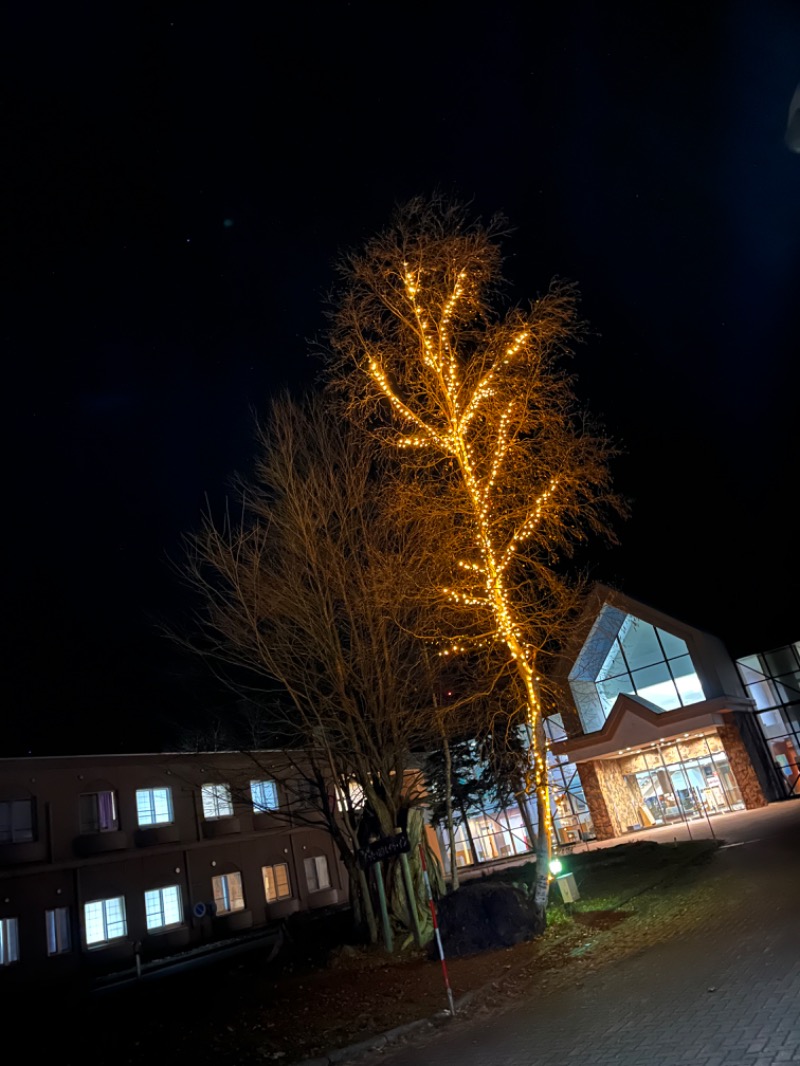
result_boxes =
[738,643,800,796]
[546,716,595,845]
[570,608,706,732]
[434,716,594,870]
[435,796,534,872]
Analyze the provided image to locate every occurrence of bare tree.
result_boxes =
[180,395,448,943]
[327,197,625,918]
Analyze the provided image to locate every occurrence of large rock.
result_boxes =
[434,882,545,958]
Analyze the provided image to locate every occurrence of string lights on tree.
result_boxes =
[330,197,624,915]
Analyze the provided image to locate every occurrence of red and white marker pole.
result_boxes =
[419,843,456,1016]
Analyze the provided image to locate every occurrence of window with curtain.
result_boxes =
[79,791,118,834]
[0,918,19,965]
[45,907,71,955]
[304,855,331,892]
[212,872,245,914]
[263,863,292,902]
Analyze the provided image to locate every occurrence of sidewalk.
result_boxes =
[369,801,800,1066]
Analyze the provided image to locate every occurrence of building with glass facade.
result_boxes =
[551,586,790,840]
[736,643,800,798]
[434,587,795,867]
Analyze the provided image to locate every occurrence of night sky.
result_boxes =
[4,4,799,756]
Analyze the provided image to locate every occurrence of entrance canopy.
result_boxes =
[551,693,754,764]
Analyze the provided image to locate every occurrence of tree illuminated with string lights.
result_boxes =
[329,198,624,912]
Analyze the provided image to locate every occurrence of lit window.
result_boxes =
[212,872,245,915]
[45,907,71,955]
[144,885,183,931]
[251,779,279,812]
[79,791,118,834]
[136,788,174,826]
[0,799,35,843]
[0,918,19,965]
[570,608,706,729]
[201,784,233,819]
[304,855,331,893]
[262,863,291,902]
[336,781,365,812]
[84,897,127,947]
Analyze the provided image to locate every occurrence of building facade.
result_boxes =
[736,643,800,797]
[434,587,797,865]
[551,586,793,840]
[0,751,347,983]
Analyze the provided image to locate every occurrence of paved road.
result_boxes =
[374,802,800,1066]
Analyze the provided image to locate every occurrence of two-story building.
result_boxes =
[0,750,346,983]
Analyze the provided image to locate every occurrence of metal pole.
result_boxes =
[373,861,394,953]
[419,844,456,1016]
[656,743,692,840]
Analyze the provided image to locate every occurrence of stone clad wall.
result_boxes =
[576,722,767,840]
[592,759,641,837]
[575,761,616,840]
[718,721,768,809]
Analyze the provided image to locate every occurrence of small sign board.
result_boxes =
[357,832,411,868]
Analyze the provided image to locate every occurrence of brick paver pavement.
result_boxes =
[373,803,800,1066]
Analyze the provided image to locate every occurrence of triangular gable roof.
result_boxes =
[554,582,718,685]
[554,582,746,720]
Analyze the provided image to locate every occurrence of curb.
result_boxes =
[296,1010,455,1066]
[296,1006,462,1066]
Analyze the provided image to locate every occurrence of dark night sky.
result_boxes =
[3,3,799,755]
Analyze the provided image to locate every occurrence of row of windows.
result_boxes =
[1,908,73,964]
[0,779,281,844]
[0,855,332,965]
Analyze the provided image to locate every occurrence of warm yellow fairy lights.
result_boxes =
[363,262,562,859]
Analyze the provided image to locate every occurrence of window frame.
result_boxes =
[79,790,118,834]
[262,863,292,903]
[250,779,279,813]
[84,896,128,948]
[0,917,19,965]
[304,854,331,893]
[136,787,174,827]
[212,871,245,915]
[0,798,35,843]
[144,885,183,932]
[201,783,234,820]
[45,907,72,956]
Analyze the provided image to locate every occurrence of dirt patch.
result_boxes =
[573,909,631,930]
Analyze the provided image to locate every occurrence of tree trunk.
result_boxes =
[442,733,459,891]
[356,865,379,944]
[532,786,551,923]
[385,811,439,949]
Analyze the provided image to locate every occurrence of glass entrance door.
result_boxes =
[622,733,745,831]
